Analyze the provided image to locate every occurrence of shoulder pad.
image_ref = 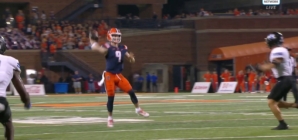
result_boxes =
[8,56,18,61]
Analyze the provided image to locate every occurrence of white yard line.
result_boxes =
[15,125,294,136]
[154,135,298,140]
[14,117,298,128]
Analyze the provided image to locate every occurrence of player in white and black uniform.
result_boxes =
[257,32,298,130]
[283,48,298,102]
[0,36,31,140]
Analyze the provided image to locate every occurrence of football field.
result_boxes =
[4,93,298,140]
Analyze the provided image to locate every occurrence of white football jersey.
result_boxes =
[0,55,21,97]
[290,57,297,68]
[269,47,292,78]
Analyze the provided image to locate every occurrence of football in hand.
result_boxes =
[89,31,99,42]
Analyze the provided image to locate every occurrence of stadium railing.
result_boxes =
[69,18,194,30]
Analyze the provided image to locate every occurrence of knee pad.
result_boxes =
[128,90,138,104]
[107,96,114,112]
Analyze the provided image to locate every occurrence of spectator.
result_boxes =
[25,24,32,35]
[34,72,48,84]
[151,73,158,92]
[72,71,82,94]
[32,11,39,21]
[87,74,95,93]
[5,15,14,29]
[244,69,250,92]
[133,73,140,91]
[203,71,211,82]
[146,72,151,92]
[137,75,144,92]
[49,11,55,20]
[4,8,11,19]
[181,13,187,18]
[133,15,140,19]
[199,8,209,17]
[211,71,218,92]
[66,73,74,93]
[247,9,254,16]
[58,73,67,82]
[221,69,230,82]
[100,83,106,93]
[16,10,25,30]
[234,8,240,16]
[236,70,245,93]
[41,11,46,21]
[152,12,158,20]
[126,13,132,20]
[49,42,57,57]
[248,70,257,93]
[39,67,46,76]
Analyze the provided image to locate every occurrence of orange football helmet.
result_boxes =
[107,28,121,44]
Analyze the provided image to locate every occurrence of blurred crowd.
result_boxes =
[230,8,296,16]
[1,8,109,52]
[166,7,298,19]
[202,68,279,94]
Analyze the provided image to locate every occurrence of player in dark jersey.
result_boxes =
[89,28,149,128]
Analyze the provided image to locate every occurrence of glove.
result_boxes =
[89,31,99,42]
[24,102,31,109]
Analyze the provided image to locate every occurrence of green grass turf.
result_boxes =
[2,93,298,140]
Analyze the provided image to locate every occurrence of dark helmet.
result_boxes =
[265,32,284,48]
[0,36,7,54]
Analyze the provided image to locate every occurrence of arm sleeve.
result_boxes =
[10,57,21,72]
[270,49,288,62]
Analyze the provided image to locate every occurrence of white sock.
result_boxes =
[108,116,113,120]
[136,107,141,112]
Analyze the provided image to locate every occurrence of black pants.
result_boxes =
[0,97,11,124]
[152,82,157,92]
[268,76,293,102]
[283,76,298,102]
[138,82,143,92]
[146,81,151,92]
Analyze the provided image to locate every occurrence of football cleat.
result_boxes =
[107,118,114,128]
[136,109,149,117]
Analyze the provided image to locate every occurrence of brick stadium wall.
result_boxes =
[122,29,196,73]
[6,50,64,83]
[6,50,41,70]
[194,17,298,30]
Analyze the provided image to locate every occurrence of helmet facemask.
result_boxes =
[110,34,121,44]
